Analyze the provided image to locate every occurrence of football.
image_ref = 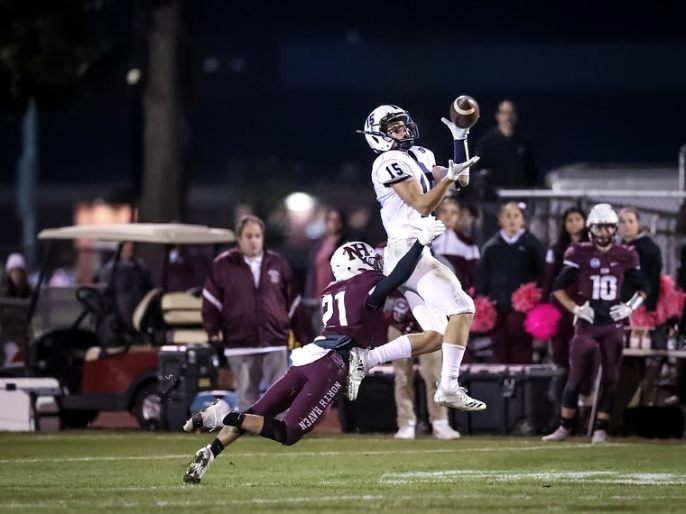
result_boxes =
[449,95,480,129]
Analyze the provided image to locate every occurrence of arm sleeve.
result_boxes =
[553,265,579,291]
[366,242,424,309]
[454,139,468,162]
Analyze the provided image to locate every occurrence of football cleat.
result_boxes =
[542,426,570,442]
[183,445,214,484]
[183,399,231,432]
[347,347,370,401]
[591,429,608,444]
[434,383,486,411]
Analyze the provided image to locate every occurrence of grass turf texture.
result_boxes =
[1,432,685,513]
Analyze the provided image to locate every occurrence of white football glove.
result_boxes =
[610,303,633,322]
[416,216,446,246]
[446,156,480,183]
[441,117,470,140]
[573,301,595,324]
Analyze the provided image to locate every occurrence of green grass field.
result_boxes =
[2,431,686,514]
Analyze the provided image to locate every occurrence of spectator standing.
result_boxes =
[474,100,538,189]
[304,208,349,333]
[618,208,662,315]
[474,203,546,364]
[201,215,310,411]
[0,253,32,366]
[472,101,538,246]
[618,207,665,403]
[1,253,32,298]
[305,208,349,300]
[387,291,461,440]
[431,197,480,292]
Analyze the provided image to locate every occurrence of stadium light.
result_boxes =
[284,192,315,212]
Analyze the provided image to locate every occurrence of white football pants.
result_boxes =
[384,239,475,334]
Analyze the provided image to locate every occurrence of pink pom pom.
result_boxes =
[524,303,562,339]
[471,295,497,333]
[630,305,658,328]
[511,282,542,313]
[644,274,686,325]
[660,275,676,297]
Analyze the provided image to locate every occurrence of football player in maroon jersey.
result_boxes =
[182,218,446,484]
[543,203,648,444]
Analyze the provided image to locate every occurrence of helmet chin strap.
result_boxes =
[395,139,414,150]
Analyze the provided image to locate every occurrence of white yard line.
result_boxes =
[5,493,686,510]
[380,469,686,486]
[0,443,598,464]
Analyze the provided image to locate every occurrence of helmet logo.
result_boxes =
[342,243,371,261]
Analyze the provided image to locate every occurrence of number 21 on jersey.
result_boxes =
[322,291,348,326]
[590,274,618,301]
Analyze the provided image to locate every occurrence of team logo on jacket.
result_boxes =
[590,258,601,268]
[268,269,280,284]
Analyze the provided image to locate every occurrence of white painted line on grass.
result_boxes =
[380,470,686,486]
[0,443,601,464]
[6,492,686,510]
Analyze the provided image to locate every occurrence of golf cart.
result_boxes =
[5,223,235,430]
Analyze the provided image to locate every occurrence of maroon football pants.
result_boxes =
[250,351,347,445]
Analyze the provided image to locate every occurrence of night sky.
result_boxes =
[1,1,686,188]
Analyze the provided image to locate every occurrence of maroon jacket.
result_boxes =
[431,229,480,292]
[201,248,309,349]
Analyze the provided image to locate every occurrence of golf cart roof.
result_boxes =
[37,223,236,244]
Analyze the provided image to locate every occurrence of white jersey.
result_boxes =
[371,146,437,240]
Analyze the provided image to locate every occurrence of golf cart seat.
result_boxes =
[132,288,207,345]
[161,291,207,344]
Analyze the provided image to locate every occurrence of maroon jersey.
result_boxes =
[320,270,388,348]
[563,242,640,325]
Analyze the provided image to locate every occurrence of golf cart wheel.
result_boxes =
[132,382,160,431]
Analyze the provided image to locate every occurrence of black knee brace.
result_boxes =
[561,383,580,410]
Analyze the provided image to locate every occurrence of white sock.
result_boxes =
[367,335,411,368]
[439,343,466,391]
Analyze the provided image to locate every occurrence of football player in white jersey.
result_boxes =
[348,104,486,412]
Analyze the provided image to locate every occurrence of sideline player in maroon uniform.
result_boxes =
[542,203,648,444]
[181,218,446,484]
